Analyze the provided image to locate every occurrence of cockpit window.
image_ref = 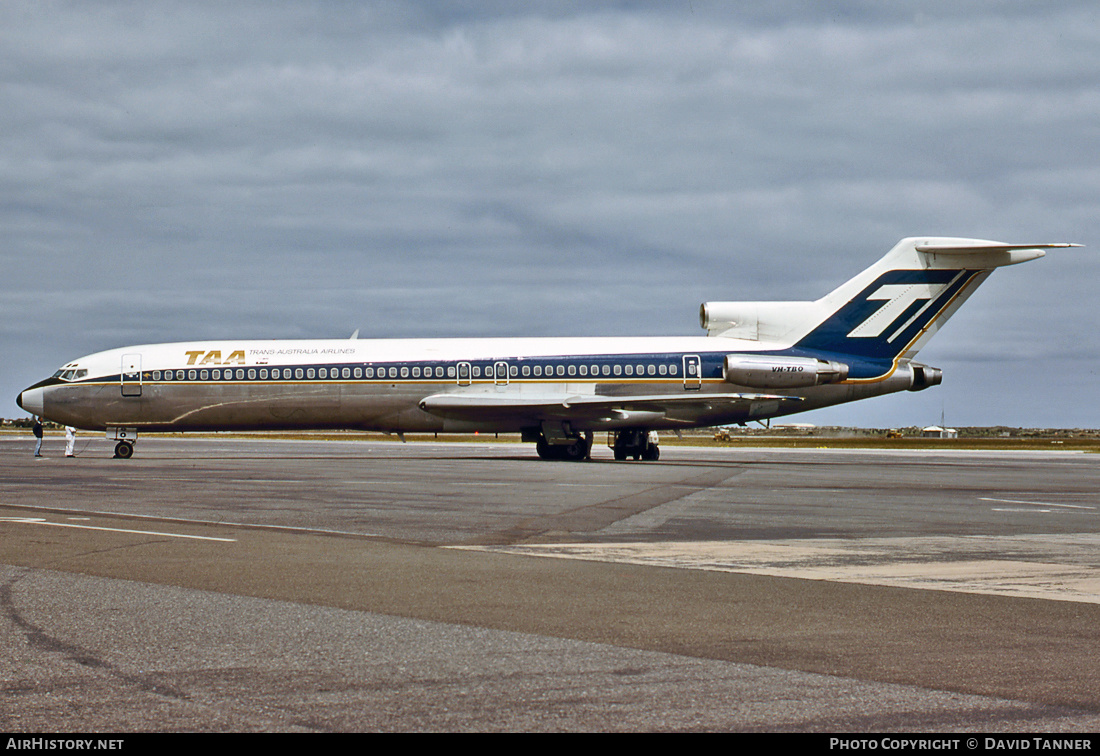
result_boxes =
[54,369,88,382]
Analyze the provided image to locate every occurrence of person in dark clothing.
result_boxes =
[33,417,43,457]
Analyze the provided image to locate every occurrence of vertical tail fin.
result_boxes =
[795,238,1077,366]
[702,238,1078,377]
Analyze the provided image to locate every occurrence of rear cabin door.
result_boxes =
[682,354,701,391]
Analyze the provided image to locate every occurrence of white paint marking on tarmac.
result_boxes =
[556,483,628,488]
[459,534,1100,604]
[980,497,1095,510]
[1,505,381,540]
[0,517,236,542]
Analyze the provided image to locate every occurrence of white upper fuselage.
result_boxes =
[61,336,765,373]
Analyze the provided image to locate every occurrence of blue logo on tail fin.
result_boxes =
[795,269,980,368]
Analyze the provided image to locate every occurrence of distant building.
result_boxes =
[921,426,958,438]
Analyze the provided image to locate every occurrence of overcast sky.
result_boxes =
[3,1,1097,428]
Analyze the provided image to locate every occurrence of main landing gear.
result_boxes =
[528,426,662,462]
[610,429,660,461]
[535,433,591,461]
[114,441,134,459]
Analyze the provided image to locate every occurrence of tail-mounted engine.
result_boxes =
[907,363,943,391]
[723,354,849,389]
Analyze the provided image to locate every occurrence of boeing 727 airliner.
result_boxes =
[17,237,1077,460]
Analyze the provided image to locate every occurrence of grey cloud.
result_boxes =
[3,1,1096,426]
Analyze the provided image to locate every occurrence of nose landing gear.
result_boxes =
[109,428,138,459]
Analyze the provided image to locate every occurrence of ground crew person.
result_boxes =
[33,417,43,457]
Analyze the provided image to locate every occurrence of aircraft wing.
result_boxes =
[418,391,802,425]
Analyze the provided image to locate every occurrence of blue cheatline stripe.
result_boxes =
[94,352,736,385]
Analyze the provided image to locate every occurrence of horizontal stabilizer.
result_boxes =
[914,241,1081,254]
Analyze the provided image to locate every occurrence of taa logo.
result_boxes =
[846,278,958,340]
[184,350,246,366]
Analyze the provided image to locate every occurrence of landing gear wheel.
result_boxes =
[114,441,134,459]
[643,444,660,461]
[536,438,555,460]
[562,437,589,462]
[536,435,589,461]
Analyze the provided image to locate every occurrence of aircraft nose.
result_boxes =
[17,386,44,416]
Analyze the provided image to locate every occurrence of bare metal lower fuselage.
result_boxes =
[31,363,916,435]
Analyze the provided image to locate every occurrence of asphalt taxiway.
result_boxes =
[2,436,1099,731]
